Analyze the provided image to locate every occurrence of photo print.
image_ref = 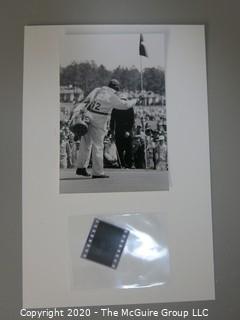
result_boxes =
[59,31,168,193]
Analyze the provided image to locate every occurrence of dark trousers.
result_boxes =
[115,136,133,168]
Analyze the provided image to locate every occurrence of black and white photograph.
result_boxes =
[59,31,168,193]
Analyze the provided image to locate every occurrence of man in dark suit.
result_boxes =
[110,107,135,168]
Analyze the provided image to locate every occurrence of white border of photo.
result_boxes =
[22,25,214,308]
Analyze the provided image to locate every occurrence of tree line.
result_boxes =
[60,61,165,96]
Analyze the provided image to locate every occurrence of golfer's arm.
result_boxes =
[111,95,137,110]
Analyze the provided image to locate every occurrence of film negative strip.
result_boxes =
[81,218,129,269]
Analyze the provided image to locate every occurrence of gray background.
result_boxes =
[0,0,239,319]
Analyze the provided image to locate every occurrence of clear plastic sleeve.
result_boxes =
[68,213,170,290]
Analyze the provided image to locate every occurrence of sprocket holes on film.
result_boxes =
[81,219,129,269]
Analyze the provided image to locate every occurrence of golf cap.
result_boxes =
[108,79,120,91]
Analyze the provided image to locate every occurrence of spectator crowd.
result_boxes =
[60,90,168,171]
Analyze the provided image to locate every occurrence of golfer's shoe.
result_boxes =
[76,168,91,177]
[92,174,109,179]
